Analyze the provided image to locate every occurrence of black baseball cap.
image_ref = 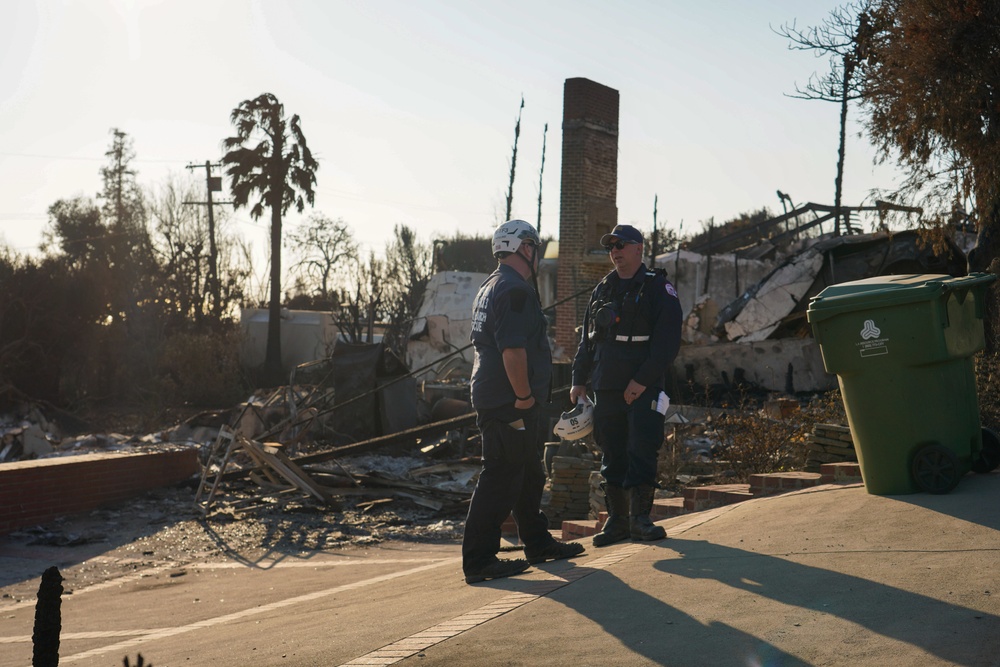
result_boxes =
[600,224,643,246]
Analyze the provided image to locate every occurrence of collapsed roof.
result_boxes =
[712,229,971,343]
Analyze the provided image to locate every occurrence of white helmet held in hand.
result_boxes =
[553,400,594,440]
[492,219,541,258]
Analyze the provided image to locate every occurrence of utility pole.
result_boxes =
[185,161,231,319]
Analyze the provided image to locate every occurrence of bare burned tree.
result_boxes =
[382,224,432,358]
[335,251,385,345]
[536,122,548,234]
[149,173,249,329]
[287,213,357,307]
[776,1,874,234]
[504,95,524,222]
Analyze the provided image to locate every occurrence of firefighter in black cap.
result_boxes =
[570,224,683,546]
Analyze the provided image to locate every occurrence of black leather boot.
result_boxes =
[630,485,667,541]
[593,483,630,547]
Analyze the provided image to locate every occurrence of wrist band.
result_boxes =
[515,393,532,401]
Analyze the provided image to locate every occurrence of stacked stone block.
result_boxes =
[544,455,599,522]
[804,424,857,472]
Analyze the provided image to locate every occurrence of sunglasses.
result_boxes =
[603,240,636,251]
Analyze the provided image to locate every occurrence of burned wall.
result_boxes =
[406,271,488,383]
[656,249,776,343]
[675,338,837,394]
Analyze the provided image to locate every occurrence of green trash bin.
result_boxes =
[806,272,998,495]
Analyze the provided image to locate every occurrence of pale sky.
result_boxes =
[1,0,899,264]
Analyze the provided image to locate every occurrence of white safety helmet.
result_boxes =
[553,400,594,440]
[492,219,541,258]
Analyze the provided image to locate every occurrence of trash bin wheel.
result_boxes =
[971,427,1000,474]
[911,444,961,494]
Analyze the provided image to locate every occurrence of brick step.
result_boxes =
[820,461,863,484]
[560,496,684,541]
[749,471,824,497]
[562,519,600,540]
[652,497,685,519]
[683,483,753,513]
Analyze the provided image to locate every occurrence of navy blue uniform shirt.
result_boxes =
[469,263,552,410]
[572,263,682,391]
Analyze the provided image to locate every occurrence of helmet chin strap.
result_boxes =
[517,244,541,295]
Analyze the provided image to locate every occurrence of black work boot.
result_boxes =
[524,539,585,564]
[630,485,667,541]
[593,483,630,547]
[464,557,530,584]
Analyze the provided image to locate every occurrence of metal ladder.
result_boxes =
[193,425,239,515]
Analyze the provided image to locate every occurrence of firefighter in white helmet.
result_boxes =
[462,220,585,584]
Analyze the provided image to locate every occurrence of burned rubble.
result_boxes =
[0,389,481,605]
[0,380,481,578]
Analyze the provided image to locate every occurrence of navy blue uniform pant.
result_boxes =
[593,388,665,488]
[462,404,551,573]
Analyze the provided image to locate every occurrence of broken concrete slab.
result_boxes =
[681,295,722,344]
[723,248,825,342]
[654,248,775,320]
[20,424,53,458]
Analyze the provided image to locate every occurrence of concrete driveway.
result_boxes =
[2,474,1000,666]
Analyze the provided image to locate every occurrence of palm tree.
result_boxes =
[222,93,319,384]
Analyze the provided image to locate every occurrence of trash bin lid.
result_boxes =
[807,273,995,324]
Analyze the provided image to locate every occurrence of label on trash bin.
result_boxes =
[856,319,889,357]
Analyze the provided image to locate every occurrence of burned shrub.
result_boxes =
[707,391,845,482]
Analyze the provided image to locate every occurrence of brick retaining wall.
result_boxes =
[0,449,200,535]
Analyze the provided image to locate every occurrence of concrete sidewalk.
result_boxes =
[2,474,1000,666]
[412,477,1000,666]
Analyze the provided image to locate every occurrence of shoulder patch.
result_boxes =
[509,288,528,313]
[665,282,678,298]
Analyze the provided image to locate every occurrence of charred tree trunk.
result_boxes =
[265,198,284,386]
[834,55,853,236]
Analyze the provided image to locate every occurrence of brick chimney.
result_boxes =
[555,78,620,359]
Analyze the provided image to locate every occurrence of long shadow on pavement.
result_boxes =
[533,550,810,667]
[655,537,1000,666]
[892,470,1000,529]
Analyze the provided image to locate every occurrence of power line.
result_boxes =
[0,151,187,165]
